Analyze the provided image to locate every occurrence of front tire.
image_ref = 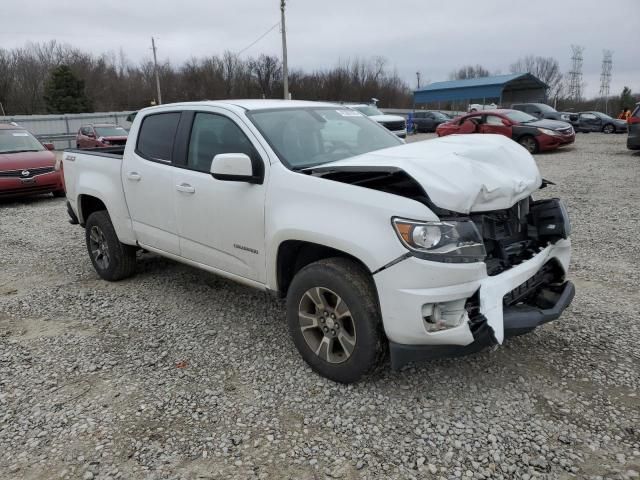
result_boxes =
[602,123,615,134]
[52,190,65,198]
[518,135,539,154]
[85,211,136,281]
[286,258,385,383]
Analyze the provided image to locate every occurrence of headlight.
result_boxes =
[392,218,486,263]
[538,127,559,136]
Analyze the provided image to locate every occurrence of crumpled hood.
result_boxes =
[318,134,542,214]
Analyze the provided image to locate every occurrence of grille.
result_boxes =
[503,261,563,306]
[381,120,406,131]
[0,166,55,178]
[470,199,540,276]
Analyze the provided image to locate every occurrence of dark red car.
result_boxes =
[435,109,575,153]
[76,123,128,149]
[0,124,64,199]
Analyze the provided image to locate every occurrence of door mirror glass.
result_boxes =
[43,142,55,151]
[502,119,510,127]
[210,153,261,184]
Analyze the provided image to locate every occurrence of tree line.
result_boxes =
[0,41,412,115]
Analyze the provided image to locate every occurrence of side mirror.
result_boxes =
[43,142,55,151]
[210,153,262,184]
[501,119,510,127]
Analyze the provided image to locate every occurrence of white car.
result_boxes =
[468,103,498,112]
[63,100,574,383]
[350,104,407,138]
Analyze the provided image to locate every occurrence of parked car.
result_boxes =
[413,110,450,133]
[628,103,640,150]
[63,100,573,383]
[436,109,575,153]
[0,123,64,199]
[76,124,128,149]
[350,104,407,138]
[574,111,628,134]
[511,103,566,121]
[468,103,498,112]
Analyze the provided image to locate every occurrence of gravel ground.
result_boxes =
[1,133,639,480]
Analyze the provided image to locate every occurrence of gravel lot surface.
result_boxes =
[1,133,639,480]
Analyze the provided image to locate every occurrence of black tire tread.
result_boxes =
[85,210,136,281]
[286,257,386,383]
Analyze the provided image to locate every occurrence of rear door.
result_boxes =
[479,114,512,137]
[579,113,600,132]
[122,111,182,255]
[172,109,268,282]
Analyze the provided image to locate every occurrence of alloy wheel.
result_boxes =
[603,124,614,134]
[298,287,356,364]
[89,226,110,270]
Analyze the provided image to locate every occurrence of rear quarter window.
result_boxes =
[136,112,181,162]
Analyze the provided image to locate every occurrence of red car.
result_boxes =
[76,123,128,149]
[0,123,64,199]
[435,109,575,153]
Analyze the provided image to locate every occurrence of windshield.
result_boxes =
[0,129,45,154]
[536,104,556,113]
[504,111,538,123]
[353,105,384,117]
[95,126,128,137]
[247,107,403,170]
[596,112,613,120]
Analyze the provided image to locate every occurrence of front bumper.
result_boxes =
[538,133,575,151]
[389,280,575,368]
[374,239,572,360]
[0,171,64,198]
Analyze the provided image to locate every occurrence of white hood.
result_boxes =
[320,134,542,214]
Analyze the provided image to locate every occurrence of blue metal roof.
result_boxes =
[414,73,548,103]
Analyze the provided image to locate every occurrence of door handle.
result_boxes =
[176,183,195,194]
[127,172,141,181]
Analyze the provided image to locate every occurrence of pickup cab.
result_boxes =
[63,100,574,383]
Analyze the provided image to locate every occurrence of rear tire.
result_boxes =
[602,123,615,134]
[286,257,385,383]
[85,211,136,281]
[518,135,539,154]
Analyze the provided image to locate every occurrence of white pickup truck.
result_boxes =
[63,100,574,383]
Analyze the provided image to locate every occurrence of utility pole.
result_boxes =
[151,37,162,105]
[567,45,585,103]
[416,71,421,89]
[280,0,289,100]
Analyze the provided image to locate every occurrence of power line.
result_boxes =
[236,21,280,56]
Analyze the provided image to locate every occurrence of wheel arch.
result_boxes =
[275,240,372,298]
[78,193,108,225]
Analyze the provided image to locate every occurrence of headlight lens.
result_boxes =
[538,127,559,136]
[392,218,486,263]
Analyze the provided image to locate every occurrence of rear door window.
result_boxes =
[136,112,181,162]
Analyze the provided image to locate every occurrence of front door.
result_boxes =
[173,110,267,282]
[121,111,182,255]
[479,115,512,138]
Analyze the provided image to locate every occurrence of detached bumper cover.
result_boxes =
[389,280,575,369]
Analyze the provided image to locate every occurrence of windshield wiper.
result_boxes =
[0,149,40,154]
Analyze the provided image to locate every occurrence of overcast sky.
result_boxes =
[2,0,638,98]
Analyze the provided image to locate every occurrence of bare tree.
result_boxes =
[449,65,490,80]
[510,55,563,102]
